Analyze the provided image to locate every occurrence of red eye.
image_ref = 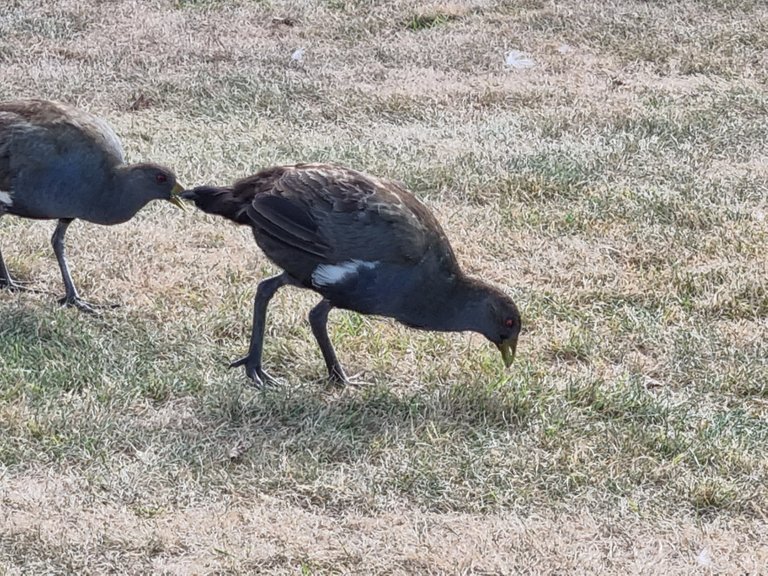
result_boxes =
[505,318,515,328]
[156,173,168,184]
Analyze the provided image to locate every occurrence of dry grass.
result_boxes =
[1,0,768,574]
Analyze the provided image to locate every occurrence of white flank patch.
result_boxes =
[0,191,12,207]
[312,260,378,287]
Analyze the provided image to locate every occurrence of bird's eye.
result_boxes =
[505,318,515,328]
[156,173,168,184]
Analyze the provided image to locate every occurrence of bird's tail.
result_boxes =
[182,185,252,224]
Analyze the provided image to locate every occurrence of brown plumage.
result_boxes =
[0,99,185,311]
[183,163,521,386]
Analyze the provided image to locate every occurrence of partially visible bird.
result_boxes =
[183,163,521,386]
[0,99,185,312]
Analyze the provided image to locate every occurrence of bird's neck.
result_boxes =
[94,174,149,224]
[71,170,140,225]
[399,274,489,335]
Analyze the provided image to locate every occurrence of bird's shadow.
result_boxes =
[0,301,82,347]
[205,373,534,466]
[0,300,532,468]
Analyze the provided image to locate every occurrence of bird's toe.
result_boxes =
[58,296,102,314]
[230,356,279,388]
[328,367,369,388]
[229,356,249,369]
[246,367,280,389]
[0,277,33,292]
[345,377,372,388]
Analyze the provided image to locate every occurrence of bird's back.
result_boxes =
[0,99,124,219]
[187,163,463,317]
[241,163,457,273]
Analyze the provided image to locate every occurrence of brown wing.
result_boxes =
[0,100,124,218]
[0,99,124,169]
[0,115,13,191]
[245,163,458,268]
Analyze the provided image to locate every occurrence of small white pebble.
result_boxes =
[696,548,713,568]
[504,50,535,69]
[291,48,305,62]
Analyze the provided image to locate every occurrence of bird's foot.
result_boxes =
[328,367,369,388]
[0,276,33,292]
[229,356,279,388]
[58,295,119,314]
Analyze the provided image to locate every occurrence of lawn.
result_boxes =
[1,0,767,574]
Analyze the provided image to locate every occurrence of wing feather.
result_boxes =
[247,194,330,259]
[242,163,459,273]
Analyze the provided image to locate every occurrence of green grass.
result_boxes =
[2,0,768,573]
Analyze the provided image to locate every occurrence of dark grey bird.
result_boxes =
[183,163,521,387]
[0,99,185,312]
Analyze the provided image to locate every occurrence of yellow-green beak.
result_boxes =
[497,337,517,368]
[169,182,187,210]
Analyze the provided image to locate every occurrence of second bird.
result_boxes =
[183,163,521,387]
[0,99,185,312]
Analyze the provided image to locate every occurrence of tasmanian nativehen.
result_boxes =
[183,163,521,386]
[0,99,185,312]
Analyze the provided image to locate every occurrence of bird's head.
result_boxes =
[119,163,186,209]
[472,284,521,368]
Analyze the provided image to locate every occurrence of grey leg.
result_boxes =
[230,272,291,386]
[308,298,350,386]
[52,218,98,313]
[0,215,27,290]
[0,246,19,289]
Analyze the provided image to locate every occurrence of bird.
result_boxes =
[0,99,185,312]
[182,163,521,387]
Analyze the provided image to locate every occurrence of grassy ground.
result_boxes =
[1,0,768,573]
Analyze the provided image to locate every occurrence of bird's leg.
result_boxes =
[308,298,354,387]
[51,218,99,313]
[0,246,28,291]
[0,215,30,291]
[230,272,291,387]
